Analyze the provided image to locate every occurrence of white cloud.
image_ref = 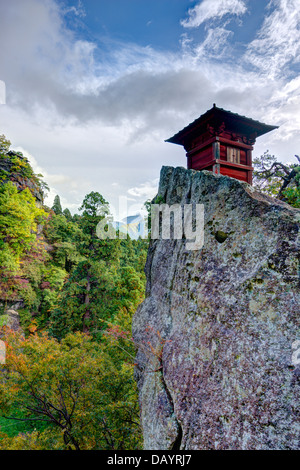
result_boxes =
[192,27,234,59]
[0,0,98,110]
[181,0,248,28]
[245,0,300,79]
[14,147,88,211]
[63,0,86,18]
[127,179,159,200]
[0,0,299,213]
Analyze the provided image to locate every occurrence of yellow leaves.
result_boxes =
[28,321,37,334]
[0,326,141,450]
[0,182,48,275]
[0,429,64,450]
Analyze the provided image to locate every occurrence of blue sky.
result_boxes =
[66,1,191,50]
[66,0,268,55]
[0,0,300,216]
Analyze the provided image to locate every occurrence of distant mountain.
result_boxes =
[113,213,147,240]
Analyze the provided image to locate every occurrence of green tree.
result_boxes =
[51,195,62,215]
[78,192,120,332]
[49,260,118,338]
[0,134,11,153]
[0,181,49,313]
[63,208,72,221]
[0,182,47,274]
[77,191,120,260]
[253,152,300,207]
[120,237,148,279]
[44,213,85,272]
[49,192,122,335]
[0,328,141,450]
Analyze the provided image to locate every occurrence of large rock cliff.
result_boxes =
[0,149,44,204]
[132,166,300,450]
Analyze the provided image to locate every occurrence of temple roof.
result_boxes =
[166,104,279,146]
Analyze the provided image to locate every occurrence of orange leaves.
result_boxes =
[136,324,172,373]
[28,321,37,334]
[104,323,132,341]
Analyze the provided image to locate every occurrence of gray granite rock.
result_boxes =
[132,166,300,450]
[1,309,20,331]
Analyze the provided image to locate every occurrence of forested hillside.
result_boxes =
[0,135,148,450]
[1,134,298,451]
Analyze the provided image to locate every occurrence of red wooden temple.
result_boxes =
[166,104,278,184]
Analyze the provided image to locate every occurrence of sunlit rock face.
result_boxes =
[0,151,44,204]
[132,166,300,450]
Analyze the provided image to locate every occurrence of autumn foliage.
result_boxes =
[0,327,142,450]
[0,135,147,450]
